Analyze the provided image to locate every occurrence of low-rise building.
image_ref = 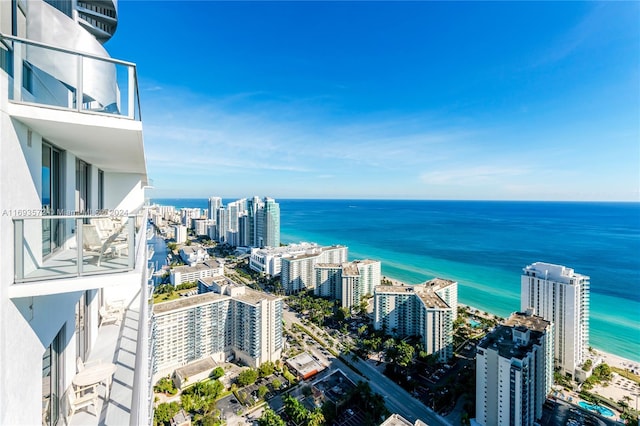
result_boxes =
[179,246,209,264]
[170,260,224,286]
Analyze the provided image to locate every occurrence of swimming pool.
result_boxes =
[578,401,615,417]
[468,319,481,328]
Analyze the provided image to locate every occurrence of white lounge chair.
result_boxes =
[82,224,115,266]
[66,383,99,421]
[99,306,120,326]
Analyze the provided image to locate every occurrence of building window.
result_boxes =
[42,327,64,426]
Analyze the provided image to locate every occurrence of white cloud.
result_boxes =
[419,166,530,186]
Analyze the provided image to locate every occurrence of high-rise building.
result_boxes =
[280,245,348,294]
[475,311,554,426]
[374,279,457,362]
[0,2,151,424]
[249,243,322,276]
[263,197,280,248]
[521,262,590,377]
[173,224,188,243]
[153,277,283,377]
[208,196,222,221]
[314,259,381,309]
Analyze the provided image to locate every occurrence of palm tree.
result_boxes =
[307,408,325,426]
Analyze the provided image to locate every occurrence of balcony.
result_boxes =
[1,33,139,119]
[68,263,154,426]
[10,214,145,298]
[0,33,146,175]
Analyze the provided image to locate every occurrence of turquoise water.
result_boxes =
[578,401,615,417]
[468,319,481,328]
[154,198,640,362]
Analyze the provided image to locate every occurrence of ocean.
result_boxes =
[153,198,640,362]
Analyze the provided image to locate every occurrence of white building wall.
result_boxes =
[521,262,589,377]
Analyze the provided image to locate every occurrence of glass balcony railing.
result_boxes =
[0,33,141,120]
[13,214,139,283]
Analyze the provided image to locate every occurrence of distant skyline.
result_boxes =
[108,1,639,201]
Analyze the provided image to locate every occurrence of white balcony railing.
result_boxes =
[13,214,143,283]
[0,33,141,120]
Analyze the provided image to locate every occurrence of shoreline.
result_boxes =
[383,278,640,370]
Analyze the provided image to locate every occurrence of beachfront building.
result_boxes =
[208,196,280,248]
[475,311,554,426]
[262,197,280,247]
[249,242,321,276]
[373,279,458,362]
[521,262,590,378]
[170,260,224,286]
[0,1,152,424]
[280,245,349,294]
[153,276,283,378]
[314,259,381,309]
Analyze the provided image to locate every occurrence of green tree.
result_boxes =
[210,366,225,379]
[307,408,325,426]
[154,376,177,395]
[258,408,286,426]
[283,394,309,425]
[395,340,415,367]
[181,380,223,413]
[272,378,282,390]
[154,402,180,426]
[259,361,275,378]
[594,363,613,381]
[258,385,269,399]
[237,368,259,387]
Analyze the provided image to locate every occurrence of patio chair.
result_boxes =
[105,299,125,317]
[66,383,99,420]
[76,357,102,373]
[99,306,120,326]
[82,224,115,266]
[91,217,127,242]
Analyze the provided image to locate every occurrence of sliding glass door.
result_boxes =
[42,327,64,426]
[42,142,62,257]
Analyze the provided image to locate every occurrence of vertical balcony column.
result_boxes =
[127,217,135,269]
[128,66,135,119]
[12,41,22,101]
[76,54,83,111]
[14,219,24,282]
[77,218,84,275]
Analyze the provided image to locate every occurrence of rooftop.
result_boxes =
[153,291,229,314]
[198,276,282,304]
[172,260,221,274]
[341,263,360,276]
[375,279,456,310]
[286,352,325,379]
[478,312,550,360]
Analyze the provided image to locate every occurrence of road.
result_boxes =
[282,307,451,426]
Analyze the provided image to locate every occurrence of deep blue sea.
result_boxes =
[154,198,640,362]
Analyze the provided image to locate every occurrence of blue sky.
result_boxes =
[108,1,639,201]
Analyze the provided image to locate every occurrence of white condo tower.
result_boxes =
[0,1,152,424]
